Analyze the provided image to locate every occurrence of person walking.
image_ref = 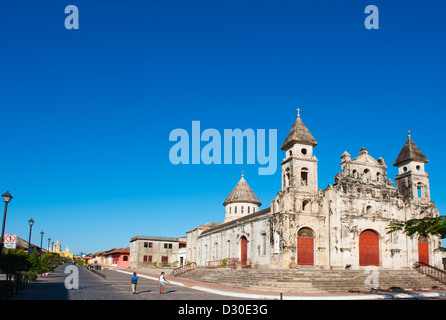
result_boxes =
[157,271,170,294]
[130,272,139,294]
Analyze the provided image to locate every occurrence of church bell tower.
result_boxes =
[280,109,318,193]
[394,131,430,201]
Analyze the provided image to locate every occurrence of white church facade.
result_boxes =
[186,112,442,270]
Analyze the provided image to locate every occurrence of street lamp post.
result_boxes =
[28,218,34,256]
[0,191,13,266]
[40,231,44,260]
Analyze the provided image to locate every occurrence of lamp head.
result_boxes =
[2,191,12,203]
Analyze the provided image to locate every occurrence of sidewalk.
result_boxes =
[114,267,446,300]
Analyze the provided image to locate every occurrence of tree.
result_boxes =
[387,216,446,241]
[0,249,31,274]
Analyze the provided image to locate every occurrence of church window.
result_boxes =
[284,168,291,187]
[253,207,256,213]
[235,206,237,214]
[416,165,421,171]
[302,200,311,212]
[403,167,408,173]
[227,240,231,258]
[417,183,423,199]
[301,168,309,186]
[363,169,370,182]
[229,207,231,214]
[241,206,244,214]
[248,206,250,213]
[301,148,307,155]
[214,243,218,259]
[289,150,293,157]
[353,170,359,179]
[376,172,381,182]
[366,205,372,215]
[123,256,128,262]
[261,233,267,256]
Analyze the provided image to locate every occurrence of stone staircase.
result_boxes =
[178,268,446,293]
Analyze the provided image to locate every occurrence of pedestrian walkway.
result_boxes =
[9,263,446,300]
[115,267,446,300]
[11,263,130,300]
[10,263,241,300]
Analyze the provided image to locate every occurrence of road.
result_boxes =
[10,263,446,301]
[10,263,244,300]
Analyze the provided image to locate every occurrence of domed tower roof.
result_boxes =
[393,131,428,167]
[281,110,317,151]
[223,172,262,207]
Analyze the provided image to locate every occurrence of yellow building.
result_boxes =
[52,240,73,259]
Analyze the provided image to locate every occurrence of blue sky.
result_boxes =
[0,1,445,254]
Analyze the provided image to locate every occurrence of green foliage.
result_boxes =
[74,259,85,266]
[29,250,41,273]
[0,249,65,282]
[0,280,15,298]
[40,253,56,272]
[26,271,39,282]
[387,216,446,239]
[220,259,228,267]
[0,249,31,274]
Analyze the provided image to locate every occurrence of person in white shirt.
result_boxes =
[156,272,170,294]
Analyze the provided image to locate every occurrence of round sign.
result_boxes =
[5,234,16,242]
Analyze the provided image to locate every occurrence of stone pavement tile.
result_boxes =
[100,268,244,300]
[10,265,69,300]
[10,264,446,301]
[11,263,244,300]
[113,267,446,300]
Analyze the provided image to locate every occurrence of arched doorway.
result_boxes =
[418,235,429,265]
[297,228,314,265]
[240,236,248,266]
[359,230,379,266]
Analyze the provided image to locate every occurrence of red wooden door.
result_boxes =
[240,237,248,266]
[297,237,314,265]
[359,230,379,266]
[418,242,429,265]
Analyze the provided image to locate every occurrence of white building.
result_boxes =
[130,235,186,269]
[187,111,442,270]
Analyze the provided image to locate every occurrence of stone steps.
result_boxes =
[179,268,446,293]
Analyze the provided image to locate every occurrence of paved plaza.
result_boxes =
[9,263,446,301]
[10,263,244,300]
